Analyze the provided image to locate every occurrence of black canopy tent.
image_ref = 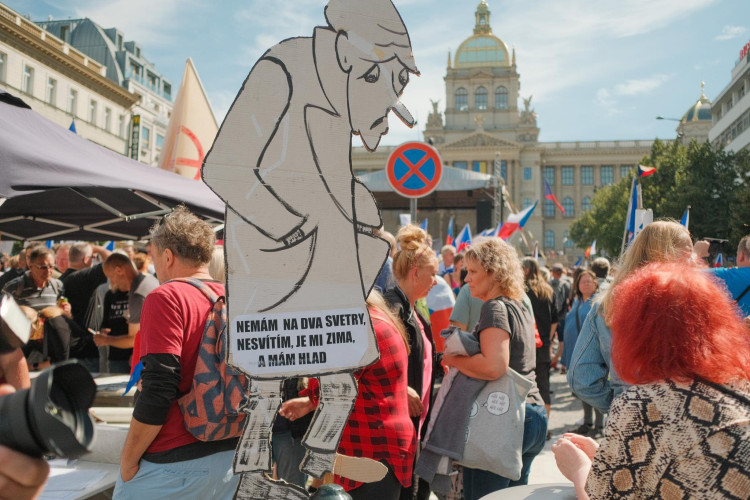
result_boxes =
[0,92,225,242]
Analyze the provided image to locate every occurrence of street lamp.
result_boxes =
[656,116,681,122]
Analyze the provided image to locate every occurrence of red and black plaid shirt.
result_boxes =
[306,310,416,491]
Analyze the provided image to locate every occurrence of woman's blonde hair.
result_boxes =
[601,219,692,320]
[366,290,410,353]
[392,224,436,282]
[464,238,525,300]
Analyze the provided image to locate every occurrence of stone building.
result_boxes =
[710,38,750,153]
[353,0,654,260]
[0,3,137,154]
[36,16,173,166]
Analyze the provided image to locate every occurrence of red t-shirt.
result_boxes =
[138,280,225,454]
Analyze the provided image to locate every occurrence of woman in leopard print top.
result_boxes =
[553,262,750,499]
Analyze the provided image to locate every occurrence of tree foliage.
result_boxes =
[570,139,750,259]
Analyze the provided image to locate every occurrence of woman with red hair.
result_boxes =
[553,262,750,499]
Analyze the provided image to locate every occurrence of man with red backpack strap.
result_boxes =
[114,207,241,499]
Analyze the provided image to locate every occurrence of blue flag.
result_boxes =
[68,119,77,133]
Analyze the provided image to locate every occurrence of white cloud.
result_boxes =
[716,25,747,41]
[594,89,619,115]
[614,74,670,96]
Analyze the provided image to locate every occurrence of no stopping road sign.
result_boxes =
[386,142,443,198]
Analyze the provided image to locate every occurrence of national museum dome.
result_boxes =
[681,83,712,123]
[454,1,510,68]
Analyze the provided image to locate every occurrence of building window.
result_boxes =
[23,65,34,95]
[562,166,574,185]
[475,86,488,110]
[141,126,151,149]
[562,197,575,216]
[564,231,575,248]
[89,100,97,126]
[581,166,593,185]
[455,88,468,111]
[601,165,614,186]
[495,86,508,109]
[523,198,533,209]
[454,161,468,169]
[118,114,125,137]
[523,167,532,180]
[544,166,555,185]
[46,78,57,106]
[156,133,164,150]
[544,199,555,217]
[163,82,172,99]
[60,25,69,42]
[582,196,592,212]
[104,107,111,131]
[117,34,123,50]
[544,230,555,249]
[68,89,78,116]
[620,165,632,179]
[130,61,142,80]
[473,161,487,173]
[0,52,7,82]
[147,72,157,91]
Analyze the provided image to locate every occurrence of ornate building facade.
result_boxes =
[353,1,654,260]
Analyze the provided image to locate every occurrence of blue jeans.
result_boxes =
[271,430,307,488]
[462,403,548,500]
[113,449,239,500]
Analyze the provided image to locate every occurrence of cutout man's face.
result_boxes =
[347,57,412,151]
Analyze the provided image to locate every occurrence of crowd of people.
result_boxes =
[2,214,750,500]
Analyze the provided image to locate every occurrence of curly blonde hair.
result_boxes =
[464,238,525,300]
[392,224,436,281]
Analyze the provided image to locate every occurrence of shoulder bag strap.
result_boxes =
[734,283,750,303]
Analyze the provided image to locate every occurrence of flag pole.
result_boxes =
[621,176,636,256]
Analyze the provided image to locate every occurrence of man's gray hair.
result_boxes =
[150,206,215,266]
[69,242,92,264]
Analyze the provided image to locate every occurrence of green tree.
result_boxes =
[570,139,750,259]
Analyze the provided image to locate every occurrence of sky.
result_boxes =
[7,0,750,147]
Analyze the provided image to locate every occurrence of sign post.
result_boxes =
[386,141,443,224]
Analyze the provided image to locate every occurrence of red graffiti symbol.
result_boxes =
[174,125,205,180]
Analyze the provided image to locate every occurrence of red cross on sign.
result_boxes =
[385,142,443,198]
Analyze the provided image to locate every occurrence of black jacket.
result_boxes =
[384,286,438,440]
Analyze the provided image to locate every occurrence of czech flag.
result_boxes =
[497,201,538,240]
[626,177,640,244]
[420,218,428,232]
[585,240,597,259]
[445,217,455,246]
[480,227,495,237]
[680,207,689,230]
[714,253,724,268]
[637,164,656,178]
[68,119,77,133]
[574,256,583,267]
[544,178,565,214]
[454,223,472,252]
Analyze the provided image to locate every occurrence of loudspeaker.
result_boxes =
[476,199,492,233]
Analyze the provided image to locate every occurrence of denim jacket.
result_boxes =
[567,301,629,413]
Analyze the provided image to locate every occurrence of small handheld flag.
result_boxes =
[585,240,597,259]
[445,217,455,246]
[454,223,472,252]
[544,179,565,214]
[714,253,724,268]
[420,218,428,232]
[680,207,690,230]
[574,256,583,267]
[637,164,656,178]
[68,119,77,133]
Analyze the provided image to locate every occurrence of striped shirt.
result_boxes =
[2,272,64,311]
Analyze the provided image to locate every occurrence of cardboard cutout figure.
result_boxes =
[202,0,418,497]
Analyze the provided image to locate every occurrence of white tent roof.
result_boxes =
[358,165,494,192]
